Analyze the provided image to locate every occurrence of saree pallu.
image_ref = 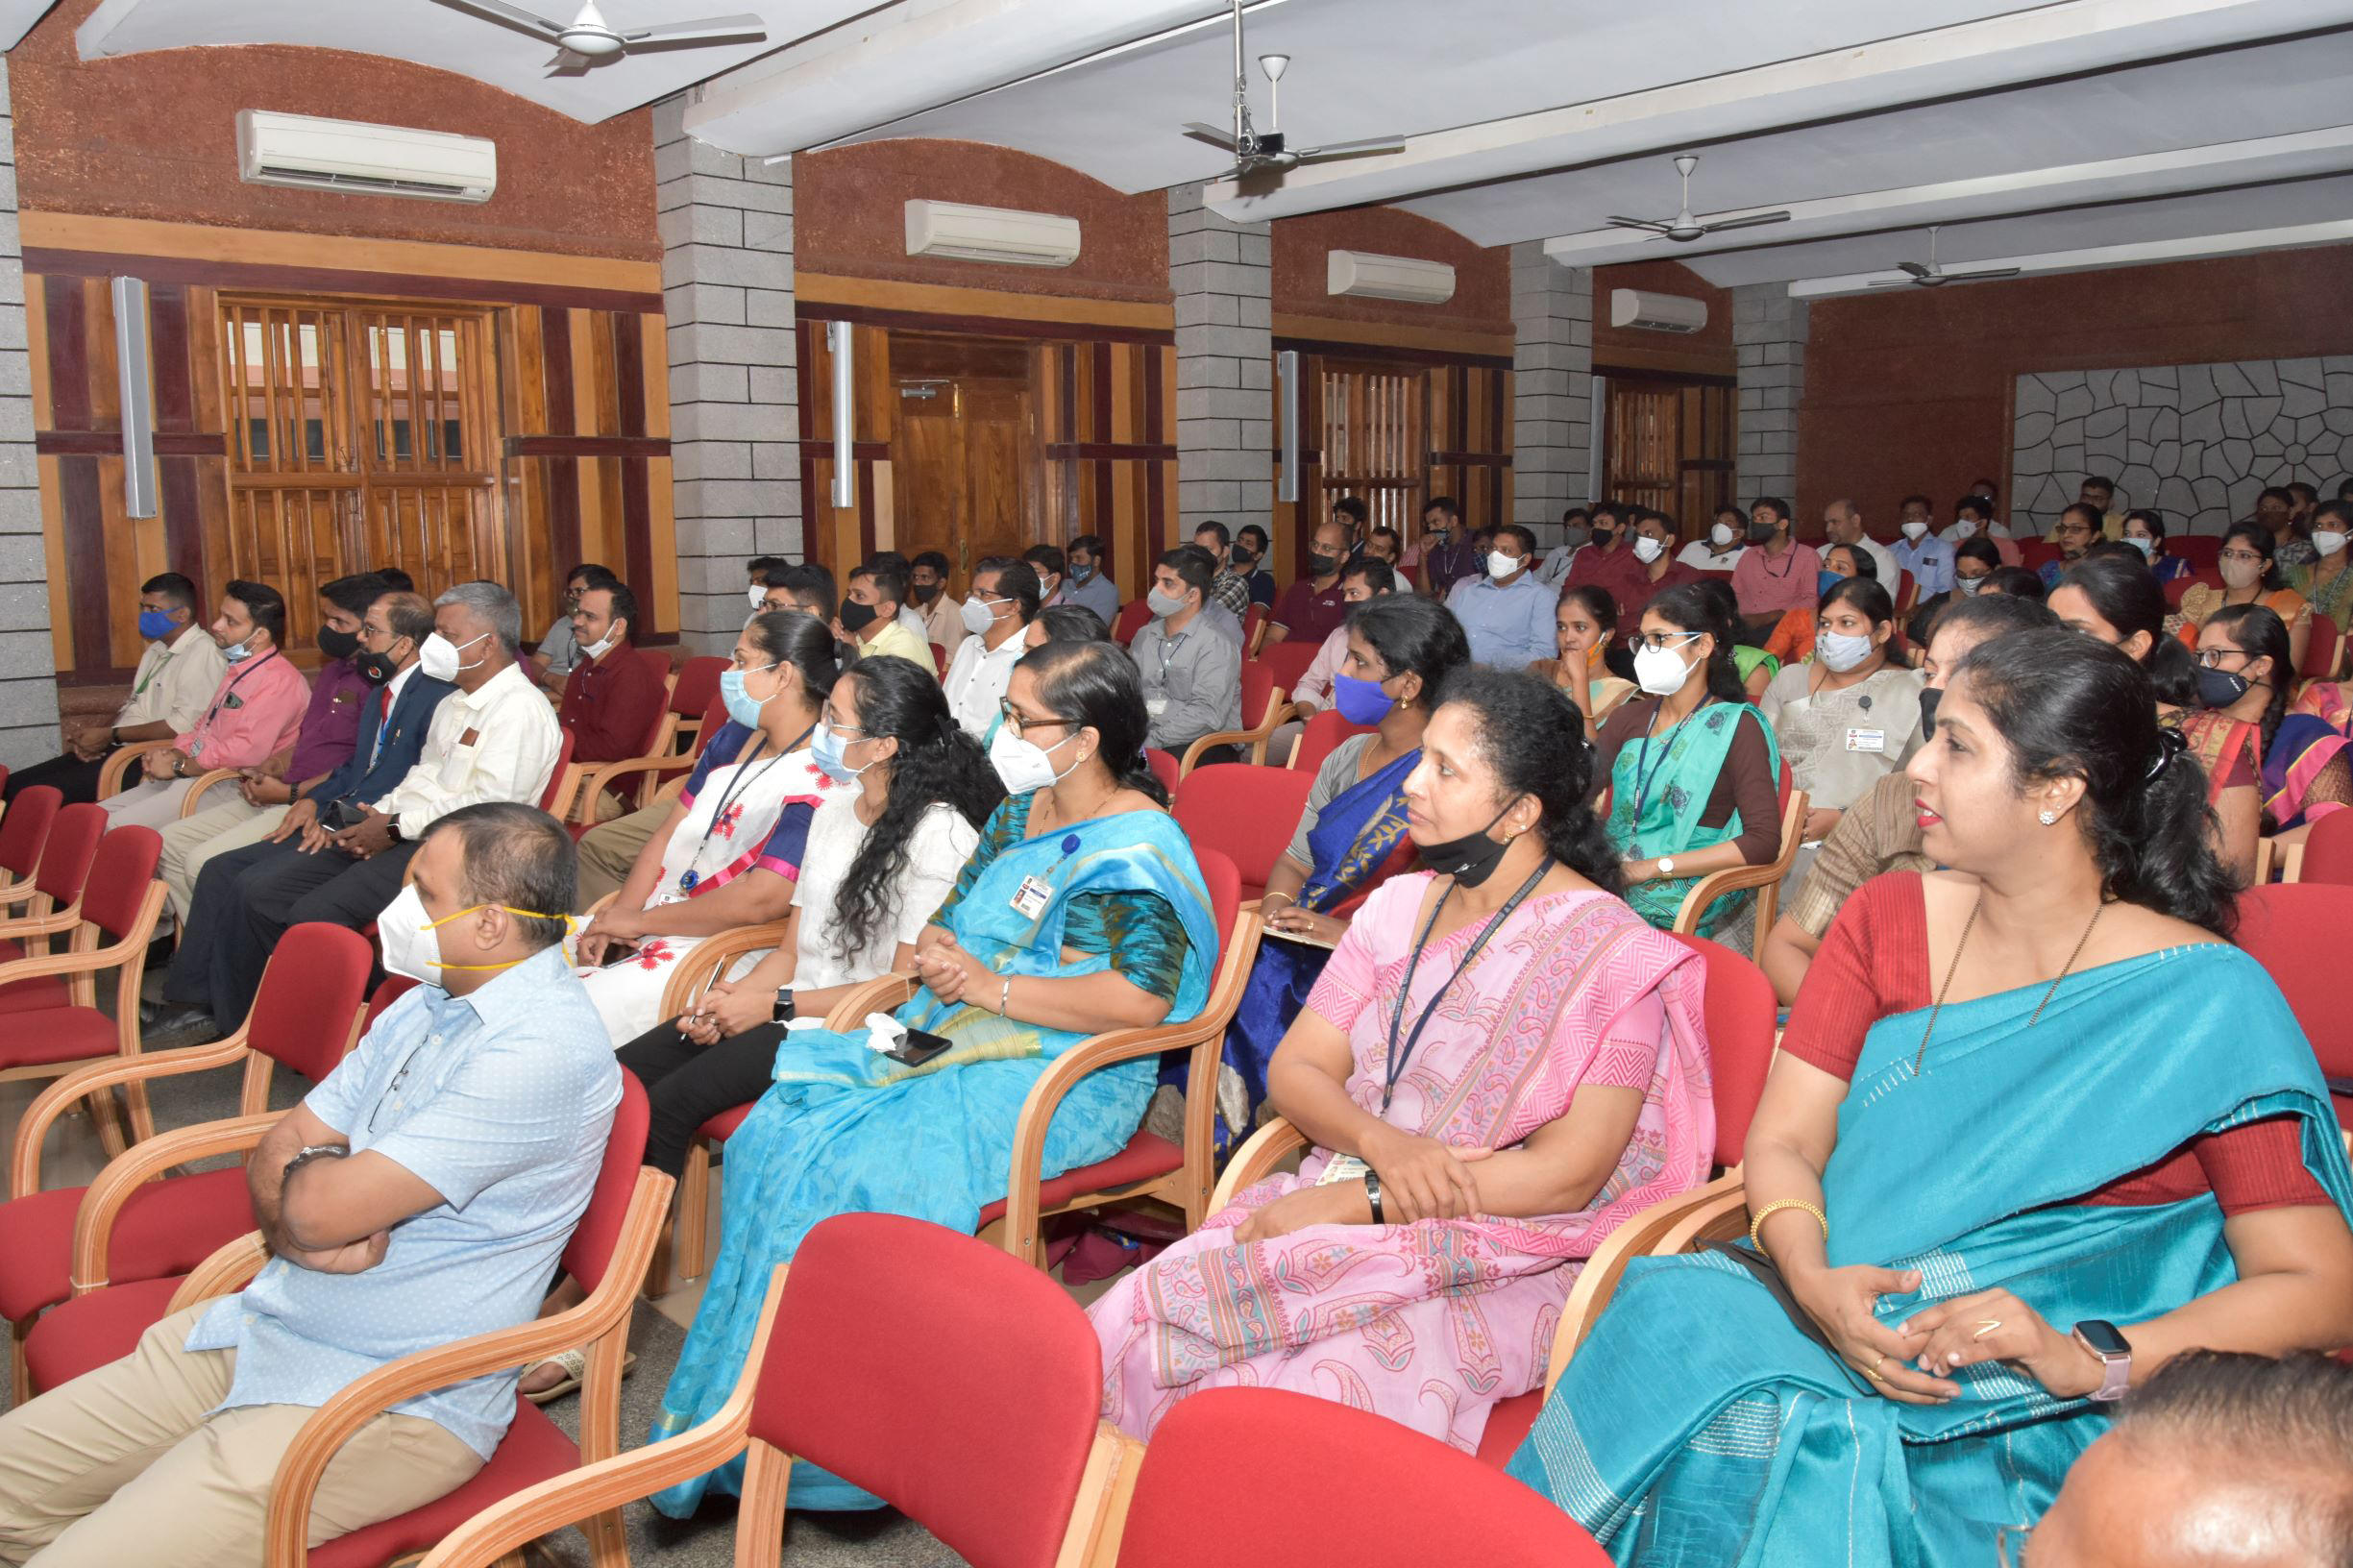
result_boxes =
[1507,944,2353,1567]
[647,806,1220,1516]
[2266,681,2353,830]
[1094,884,1715,1454]
[2174,710,2258,808]
[1207,745,1417,1147]
[1606,702,1779,937]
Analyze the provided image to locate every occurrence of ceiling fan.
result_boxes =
[1605,155,1790,243]
[1181,0,1406,181]
[1868,227,2022,288]
[435,0,767,73]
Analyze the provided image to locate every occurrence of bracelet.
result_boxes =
[999,975,1012,1016]
[1748,1198,1829,1252]
[1363,1168,1385,1224]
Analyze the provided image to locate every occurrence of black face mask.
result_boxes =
[838,598,880,634]
[1416,803,1518,889]
[355,645,404,686]
[1231,549,1257,570]
[316,625,361,663]
[1310,552,1341,576]
[1747,520,1779,545]
[2195,665,2252,709]
[1919,686,1942,738]
[910,582,941,604]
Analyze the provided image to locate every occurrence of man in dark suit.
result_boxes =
[147,589,454,1038]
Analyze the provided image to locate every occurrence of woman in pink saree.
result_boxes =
[1092,668,1714,1453]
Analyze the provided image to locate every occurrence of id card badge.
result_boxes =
[1316,1153,1371,1187]
[1010,874,1053,920]
[1844,727,1886,753]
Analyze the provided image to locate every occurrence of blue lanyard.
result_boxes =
[1630,698,1712,825]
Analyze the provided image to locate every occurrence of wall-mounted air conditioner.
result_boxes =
[1610,288,1708,333]
[1327,250,1456,305]
[903,200,1081,268]
[235,110,498,205]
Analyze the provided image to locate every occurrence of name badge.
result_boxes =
[188,739,205,759]
[1316,1153,1371,1187]
[1845,727,1886,753]
[225,694,244,710]
[1144,697,1170,718]
[1010,874,1053,919]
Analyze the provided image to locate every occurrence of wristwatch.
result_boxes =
[1656,855,1677,877]
[2071,1319,2133,1401]
[772,987,797,1024]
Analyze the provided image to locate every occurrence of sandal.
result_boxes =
[522,1347,638,1406]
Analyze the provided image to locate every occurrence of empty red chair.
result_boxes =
[1114,597,1152,645]
[1290,707,1376,774]
[1254,637,1322,702]
[2019,538,2062,571]
[1118,1388,1610,1568]
[0,781,58,898]
[2175,533,2224,570]
[1240,600,1269,652]
[10,923,377,1397]
[2233,884,2353,1133]
[1174,764,1313,902]
[0,801,108,998]
[929,640,948,677]
[1145,747,1181,798]
[413,1214,1124,1568]
[2303,613,2341,681]
[2296,809,2353,888]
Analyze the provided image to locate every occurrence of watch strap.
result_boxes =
[2071,1323,2133,1401]
[772,987,796,1024]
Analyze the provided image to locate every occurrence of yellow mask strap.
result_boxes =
[422,905,574,970]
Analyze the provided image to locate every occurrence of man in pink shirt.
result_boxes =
[1729,496,1823,638]
[100,580,311,830]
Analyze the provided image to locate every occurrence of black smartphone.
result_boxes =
[885,1027,953,1067]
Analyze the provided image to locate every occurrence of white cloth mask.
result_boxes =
[1632,638,1699,697]
[1630,536,1665,564]
[2219,556,2264,590]
[1709,522,1737,548]
[1900,521,1929,541]
[1487,551,1523,580]
[2316,529,2348,558]
[962,596,1002,636]
[1952,519,1979,539]
[747,583,767,609]
[1817,630,1876,673]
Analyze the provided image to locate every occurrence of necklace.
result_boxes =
[1912,894,2104,1074]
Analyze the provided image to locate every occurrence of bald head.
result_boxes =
[1823,499,1863,545]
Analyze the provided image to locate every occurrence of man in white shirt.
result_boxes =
[1536,507,1594,588]
[1822,500,1898,592]
[908,551,967,669]
[943,557,1040,742]
[7,572,228,805]
[149,581,561,1047]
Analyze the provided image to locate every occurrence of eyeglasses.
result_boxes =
[1626,630,1701,652]
[1996,1524,2034,1567]
[2218,549,2266,564]
[997,699,1076,739]
[2196,648,2248,668]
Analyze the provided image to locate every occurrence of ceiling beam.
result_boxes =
[1786,216,2353,297]
[1538,124,2353,269]
[1205,0,2353,221]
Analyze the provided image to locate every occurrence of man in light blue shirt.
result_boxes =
[1063,533,1123,625]
[0,803,620,1566]
[1445,523,1556,668]
[1891,493,1958,598]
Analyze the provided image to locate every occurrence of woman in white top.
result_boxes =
[1676,504,1749,574]
[573,610,848,1045]
[612,651,1000,1177]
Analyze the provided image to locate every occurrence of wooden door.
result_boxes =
[1604,374,1733,525]
[886,331,1038,591]
[958,380,1034,580]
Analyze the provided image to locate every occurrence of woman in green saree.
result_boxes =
[1598,582,1783,937]
[1509,628,2353,1566]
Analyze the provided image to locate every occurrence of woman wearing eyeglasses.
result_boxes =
[1597,583,1783,939]
[2174,522,2313,675]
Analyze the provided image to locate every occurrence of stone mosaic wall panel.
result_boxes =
[2010,358,2353,536]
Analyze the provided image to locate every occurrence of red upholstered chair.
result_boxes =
[1289,708,1375,774]
[930,640,948,677]
[2302,613,2342,683]
[1254,637,1322,705]
[0,782,59,900]
[1895,567,1918,614]
[225,1070,666,1568]
[2292,808,2353,889]
[572,691,729,831]
[529,727,586,822]
[1174,764,1314,903]
[0,801,108,994]
[1114,598,1152,646]
[1179,661,1290,774]
[7,923,377,1398]
[1113,1388,1610,1568]
[2233,884,2353,1135]
[1144,747,1182,799]
[2019,538,2062,571]
[418,1213,1125,1568]
[2175,533,2224,570]
[1241,600,1269,655]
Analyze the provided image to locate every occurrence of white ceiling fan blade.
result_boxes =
[1867,278,1916,288]
[546,45,596,69]
[1701,210,1791,233]
[1182,121,1241,151]
[1605,216,1672,233]
[437,0,570,39]
[621,13,769,45]
[1946,267,2023,282]
[1296,134,1408,160]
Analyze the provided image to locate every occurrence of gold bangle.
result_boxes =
[1748,1198,1829,1253]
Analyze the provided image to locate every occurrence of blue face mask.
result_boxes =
[1332,671,1397,726]
[221,638,255,664]
[810,722,869,784]
[1818,569,1846,597]
[137,608,178,641]
[720,663,780,727]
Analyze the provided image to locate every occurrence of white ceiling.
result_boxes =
[61,0,2353,291]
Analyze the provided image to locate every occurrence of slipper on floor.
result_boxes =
[522,1346,638,1406]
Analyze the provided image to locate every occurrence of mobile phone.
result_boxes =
[885,1027,953,1067]
[598,943,642,968]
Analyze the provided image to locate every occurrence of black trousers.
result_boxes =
[4,750,111,806]
[613,1019,787,1178]
[167,834,420,1024]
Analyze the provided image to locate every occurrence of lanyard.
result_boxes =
[676,723,812,893]
[1629,697,1710,827]
[198,649,281,731]
[1381,857,1553,1112]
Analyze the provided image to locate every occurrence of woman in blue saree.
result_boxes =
[1215,595,1469,1145]
[648,639,1220,1516]
[1510,628,2353,1566]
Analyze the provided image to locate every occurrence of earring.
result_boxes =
[2038,808,2058,825]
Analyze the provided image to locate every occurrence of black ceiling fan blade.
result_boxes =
[1897,260,1933,279]
[1605,216,1671,233]
[1701,210,1791,233]
[1948,267,2023,282]
[1182,121,1242,151]
[1866,279,1915,288]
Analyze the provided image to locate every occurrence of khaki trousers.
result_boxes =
[159,799,287,920]
[94,777,195,831]
[574,800,669,910]
[0,1305,481,1568]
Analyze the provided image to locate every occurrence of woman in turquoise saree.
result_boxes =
[1509,629,2353,1566]
[1598,583,1783,938]
[1217,596,1469,1145]
[647,641,1220,1517]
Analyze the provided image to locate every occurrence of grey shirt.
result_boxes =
[1133,612,1243,750]
[1064,570,1122,626]
[536,616,580,680]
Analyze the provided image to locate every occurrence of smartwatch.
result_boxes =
[2071,1318,2133,1401]
[772,987,797,1024]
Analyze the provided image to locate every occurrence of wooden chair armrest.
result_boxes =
[0,880,40,906]
[1671,863,1782,930]
[1210,1116,1311,1213]
[654,919,792,1021]
[0,902,84,941]
[73,1112,281,1292]
[574,754,694,824]
[179,769,244,819]
[12,1033,253,1197]
[263,1168,676,1568]
[819,972,919,1029]
[414,1263,786,1568]
[1176,690,1295,775]
[167,1231,270,1313]
[98,739,179,798]
[1655,1182,1752,1254]
[1545,1169,1748,1392]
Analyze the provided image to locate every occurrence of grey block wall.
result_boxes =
[655,96,798,655]
[1511,243,1593,551]
[1733,283,1807,507]
[1169,184,1272,536]
[0,58,54,769]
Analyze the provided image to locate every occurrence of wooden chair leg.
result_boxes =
[122,1079,157,1149]
[674,1140,713,1283]
[88,1089,128,1163]
[12,1316,31,1405]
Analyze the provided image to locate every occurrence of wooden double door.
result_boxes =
[890,332,1038,589]
[1601,371,1735,526]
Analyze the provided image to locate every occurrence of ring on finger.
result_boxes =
[1972,1319,2002,1340]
